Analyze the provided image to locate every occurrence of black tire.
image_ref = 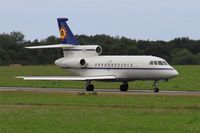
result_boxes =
[120,84,128,92]
[86,84,94,91]
[153,87,159,93]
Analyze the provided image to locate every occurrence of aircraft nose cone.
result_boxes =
[173,69,179,77]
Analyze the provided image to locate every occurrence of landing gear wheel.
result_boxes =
[120,83,128,92]
[153,80,159,93]
[86,84,94,91]
[153,87,159,93]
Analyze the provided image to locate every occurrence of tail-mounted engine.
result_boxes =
[55,57,88,68]
[55,45,102,68]
[80,59,86,67]
[63,45,102,57]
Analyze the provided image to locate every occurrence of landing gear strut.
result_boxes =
[153,80,159,93]
[120,82,128,92]
[85,81,94,91]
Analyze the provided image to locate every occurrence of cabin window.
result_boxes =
[101,63,103,67]
[118,64,120,67]
[154,61,158,65]
[124,64,126,67]
[95,63,97,67]
[130,64,133,67]
[158,61,164,65]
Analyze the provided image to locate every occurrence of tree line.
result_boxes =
[0,31,200,65]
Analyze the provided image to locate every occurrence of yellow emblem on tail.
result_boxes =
[59,27,67,40]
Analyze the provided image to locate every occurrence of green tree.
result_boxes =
[171,49,199,65]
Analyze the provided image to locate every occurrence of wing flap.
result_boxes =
[16,76,116,81]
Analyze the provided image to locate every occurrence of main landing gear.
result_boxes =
[120,82,128,92]
[85,81,129,92]
[153,80,159,93]
[85,81,94,91]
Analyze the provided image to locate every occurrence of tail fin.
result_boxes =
[57,18,79,45]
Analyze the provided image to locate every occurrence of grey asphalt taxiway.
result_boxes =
[0,87,200,95]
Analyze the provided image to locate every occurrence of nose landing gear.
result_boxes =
[153,80,159,93]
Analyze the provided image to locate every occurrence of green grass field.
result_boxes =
[0,65,200,133]
[1,91,200,133]
[0,65,199,91]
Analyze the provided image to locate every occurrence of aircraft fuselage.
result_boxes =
[55,55,178,82]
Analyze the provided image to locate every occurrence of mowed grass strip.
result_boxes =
[1,91,200,133]
[0,65,199,91]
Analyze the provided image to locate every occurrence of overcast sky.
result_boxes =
[1,0,200,41]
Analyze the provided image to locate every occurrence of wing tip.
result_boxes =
[16,76,24,79]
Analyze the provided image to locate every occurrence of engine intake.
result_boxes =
[80,59,86,67]
[96,46,102,55]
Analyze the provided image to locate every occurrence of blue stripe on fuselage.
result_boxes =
[61,67,174,70]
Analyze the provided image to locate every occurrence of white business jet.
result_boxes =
[17,18,178,92]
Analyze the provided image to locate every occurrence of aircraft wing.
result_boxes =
[16,76,116,81]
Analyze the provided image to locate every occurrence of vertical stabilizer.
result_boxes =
[57,18,79,45]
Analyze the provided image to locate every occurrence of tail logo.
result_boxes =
[59,27,67,40]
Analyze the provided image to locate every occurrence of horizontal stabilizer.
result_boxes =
[25,44,74,49]
[16,76,116,81]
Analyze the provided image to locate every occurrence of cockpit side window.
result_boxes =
[149,61,153,65]
[154,61,158,65]
[158,61,164,65]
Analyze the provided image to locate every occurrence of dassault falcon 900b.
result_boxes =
[17,18,178,92]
